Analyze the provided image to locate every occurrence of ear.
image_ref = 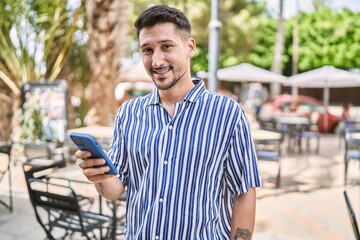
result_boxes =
[187,37,196,57]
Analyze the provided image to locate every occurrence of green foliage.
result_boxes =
[297,8,360,71]
[240,6,360,75]
[219,1,267,67]
[247,18,276,68]
[0,0,85,97]
[19,95,44,142]
[0,0,88,139]
[0,0,37,97]
[191,47,208,76]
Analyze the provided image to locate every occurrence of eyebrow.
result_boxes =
[140,39,176,49]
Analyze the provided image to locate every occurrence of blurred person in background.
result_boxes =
[341,102,353,121]
[257,98,276,121]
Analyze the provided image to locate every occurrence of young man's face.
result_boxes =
[139,22,195,91]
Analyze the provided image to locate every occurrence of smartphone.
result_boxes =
[69,132,118,175]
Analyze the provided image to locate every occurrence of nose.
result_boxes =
[152,49,165,68]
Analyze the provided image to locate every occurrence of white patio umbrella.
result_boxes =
[284,66,360,132]
[216,63,287,83]
[284,66,360,108]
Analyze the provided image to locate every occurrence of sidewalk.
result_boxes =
[0,133,359,239]
[254,133,360,240]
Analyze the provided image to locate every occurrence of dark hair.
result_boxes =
[134,5,191,38]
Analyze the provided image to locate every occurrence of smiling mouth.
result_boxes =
[152,66,172,75]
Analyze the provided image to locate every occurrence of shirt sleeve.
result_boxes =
[225,110,261,195]
[108,109,129,185]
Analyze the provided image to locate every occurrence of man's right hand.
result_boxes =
[75,149,114,183]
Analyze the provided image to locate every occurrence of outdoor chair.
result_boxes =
[27,178,110,240]
[0,138,13,212]
[343,191,360,240]
[344,129,360,185]
[301,114,321,154]
[23,158,95,213]
[338,119,358,148]
[256,117,277,131]
[254,130,284,188]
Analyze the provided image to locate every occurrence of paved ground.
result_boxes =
[0,133,359,239]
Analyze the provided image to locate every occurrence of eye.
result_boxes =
[141,48,153,55]
[162,44,172,50]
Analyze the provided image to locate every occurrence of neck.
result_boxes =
[159,77,194,104]
[158,77,194,117]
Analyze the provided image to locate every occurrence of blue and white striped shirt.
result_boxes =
[108,79,261,239]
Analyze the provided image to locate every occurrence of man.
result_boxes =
[76,5,261,239]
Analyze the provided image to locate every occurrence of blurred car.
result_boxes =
[272,94,340,133]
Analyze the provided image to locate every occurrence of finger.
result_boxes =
[78,158,106,169]
[74,149,91,159]
[87,173,113,182]
[82,166,111,179]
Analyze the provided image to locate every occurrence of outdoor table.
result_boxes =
[273,115,310,125]
[273,115,310,153]
[0,140,13,212]
[252,129,282,141]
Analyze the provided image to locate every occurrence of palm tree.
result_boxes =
[0,0,84,140]
[86,0,130,126]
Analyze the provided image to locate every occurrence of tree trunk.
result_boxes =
[86,0,129,126]
[0,83,19,141]
[271,0,285,98]
[57,60,77,130]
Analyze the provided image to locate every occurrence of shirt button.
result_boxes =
[163,160,168,165]
[159,198,164,203]
[155,236,160,240]
[168,125,173,130]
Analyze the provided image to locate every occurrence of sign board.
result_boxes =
[21,80,67,142]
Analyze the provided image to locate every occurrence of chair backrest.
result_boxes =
[343,191,360,240]
[254,129,284,160]
[28,178,81,215]
[254,130,283,188]
[27,177,110,240]
[27,178,85,238]
[344,129,360,156]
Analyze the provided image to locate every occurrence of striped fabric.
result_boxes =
[108,79,261,239]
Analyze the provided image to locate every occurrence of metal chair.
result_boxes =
[23,157,95,215]
[27,178,110,240]
[344,129,360,185]
[343,191,360,240]
[254,130,284,188]
[301,121,321,154]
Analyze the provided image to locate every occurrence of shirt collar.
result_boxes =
[147,77,206,106]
